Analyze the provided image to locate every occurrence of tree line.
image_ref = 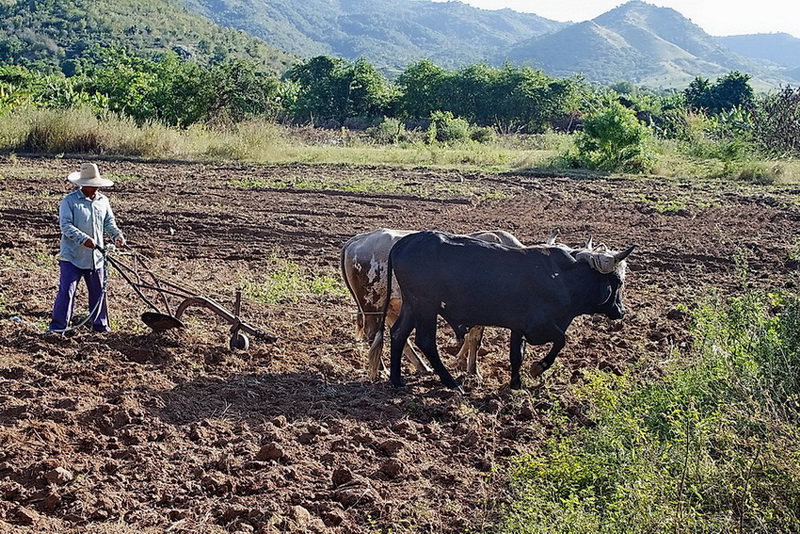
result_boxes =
[2,49,799,166]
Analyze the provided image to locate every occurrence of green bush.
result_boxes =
[428,110,471,143]
[366,117,406,144]
[567,102,655,173]
[499,290,800,533]
[470,126,495,143]
[737,162,779,185]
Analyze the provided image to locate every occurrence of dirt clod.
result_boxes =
[44,467,73,486]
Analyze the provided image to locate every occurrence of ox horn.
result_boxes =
[583,235,593,250]
[546,228,561,245]
[613,245,636,263]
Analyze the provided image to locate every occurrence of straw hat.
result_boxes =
[67,163,114,187]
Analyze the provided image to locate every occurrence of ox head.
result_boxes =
[576,245,635,319]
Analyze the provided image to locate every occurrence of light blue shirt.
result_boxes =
[58,189,124,270]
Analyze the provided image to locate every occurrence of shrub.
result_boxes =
[16,106,105,153]
[428,110,471,143]
[737,162,779,185]
[498,290,800,533]
[470,126,495,143]
[567,102,655,173]
[752,86,800,157]
[366,117,406,144]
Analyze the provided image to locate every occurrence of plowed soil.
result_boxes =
[1,156,798,533]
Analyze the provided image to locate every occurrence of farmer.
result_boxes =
[48,163,126,334]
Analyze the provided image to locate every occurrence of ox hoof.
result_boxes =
[442,378,463,393]
[368,369,388,382]
[530,362,545,378]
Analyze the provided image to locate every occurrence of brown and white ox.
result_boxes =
[340,228,529,380]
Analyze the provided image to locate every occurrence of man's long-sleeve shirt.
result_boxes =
[58,189,124,269]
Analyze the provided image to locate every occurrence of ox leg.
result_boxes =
[530,335,566,378]
[509,330,525,390]
[389,308,415,389]
[366,313,387,380]
[454,334,469,371]
[455,327,484,378]
[385,316,433,376]
[414,320,462,392]
[403,341,434,374]
[466,326,485,379]
[382,342,433,376]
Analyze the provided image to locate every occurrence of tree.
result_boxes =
[284,56,392,126]
[710,71,755,113]
[283,56,347,125]
[684,71,754,115]
[447,63,496,125]
[80,48,281,127]
[396,59,448,120]
[80,47,162,123]
[495,66,579,133]
[208,59,282,124]
[149,53,213,127]
[752,86,800,157]
[341,58,392,119]
[684,76,712,111]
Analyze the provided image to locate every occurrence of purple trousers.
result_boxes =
[49,261,109,332]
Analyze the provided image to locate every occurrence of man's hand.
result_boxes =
[114,236,126,247]
[83,238,95,249]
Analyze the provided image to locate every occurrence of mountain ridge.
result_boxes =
[1,0,797,88]
[181,0,796,86]
[181,0,568,74]
[500,1,787,87]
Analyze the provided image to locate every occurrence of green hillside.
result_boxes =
[0,0,297,75]
[719,33,800,81]
[181,0,567,75]
[502,1,787,87]
[3,0,794,90]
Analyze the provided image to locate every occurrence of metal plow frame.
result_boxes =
[105,250,276,350]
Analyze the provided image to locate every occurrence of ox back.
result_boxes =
[380,230,631,391]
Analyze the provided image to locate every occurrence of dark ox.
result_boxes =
[368,230,634,391]
[340,228,525,379]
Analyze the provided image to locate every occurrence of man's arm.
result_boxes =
[103,202,125,246]
[59,196,93,248]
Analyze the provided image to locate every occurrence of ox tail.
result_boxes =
[340,241,367,341]
[366,250,395,380]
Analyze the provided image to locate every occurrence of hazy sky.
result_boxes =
[434,1,800,38]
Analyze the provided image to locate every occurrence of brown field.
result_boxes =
[1,156,798,533]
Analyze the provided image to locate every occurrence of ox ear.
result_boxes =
[614,245,635,263]
[546,228,561,245]
[584,235,593,250]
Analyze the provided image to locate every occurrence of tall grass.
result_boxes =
[0,107,195,157]
[499,290,800,533]
[0,107,528,170]
[2,107,797,180]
